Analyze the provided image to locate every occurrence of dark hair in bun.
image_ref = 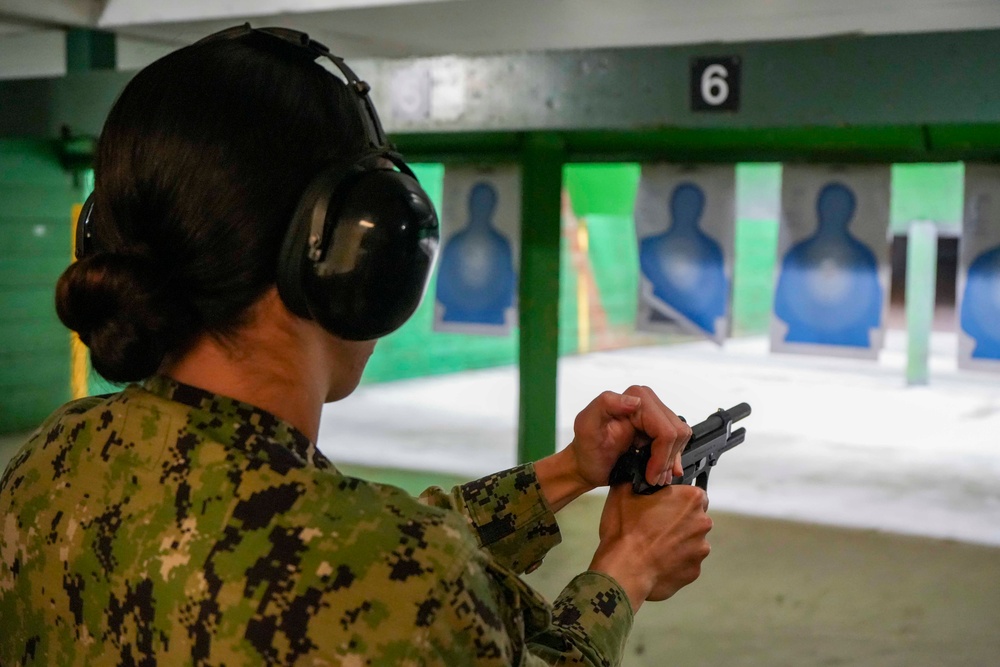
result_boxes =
[55,33,367,382]
[56,252,195,382]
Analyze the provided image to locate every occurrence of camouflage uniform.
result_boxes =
[0,376,632,665]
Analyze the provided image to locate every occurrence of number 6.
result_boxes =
[700,64,729,106]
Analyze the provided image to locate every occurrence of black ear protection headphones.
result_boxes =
[76,24,440,341]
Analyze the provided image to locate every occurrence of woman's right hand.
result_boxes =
[588,483,712,611]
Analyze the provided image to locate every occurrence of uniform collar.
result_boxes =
[142,375,327,468]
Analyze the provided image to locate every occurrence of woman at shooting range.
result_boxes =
[0,25,711,666]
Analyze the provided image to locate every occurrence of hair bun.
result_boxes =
[56,251,190,383]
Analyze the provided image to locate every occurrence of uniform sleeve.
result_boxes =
[527,571,634,667]
[412,551,634,667]
[418,463,561,574]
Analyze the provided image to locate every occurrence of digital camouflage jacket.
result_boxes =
[0,376,633,666]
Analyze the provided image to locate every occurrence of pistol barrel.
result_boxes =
[689,402,752,442]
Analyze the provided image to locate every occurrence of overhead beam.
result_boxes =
[66,28,116,73]
[4,28,1000,165]
[0,69,131,140]
[393,125,1000,165]
[358,28,1000,133]
[0,0,100,29]
[94,0,1000,58]
[98,0,453,27]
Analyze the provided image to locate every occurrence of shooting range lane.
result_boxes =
[320,329,1000,547]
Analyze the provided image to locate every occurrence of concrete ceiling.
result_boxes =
[1,0,1000,59]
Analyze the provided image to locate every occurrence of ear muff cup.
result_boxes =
[277,162,439,340]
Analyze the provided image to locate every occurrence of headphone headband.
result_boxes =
[197,24,389,151]
[198,24,439,340]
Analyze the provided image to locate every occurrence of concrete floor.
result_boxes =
[526,495,1000,667]
[321,331,1000,547]
[3,330,999,665]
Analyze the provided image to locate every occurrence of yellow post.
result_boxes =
[69,203,88,399]
[576,221,590,354]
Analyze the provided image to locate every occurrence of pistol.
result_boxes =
[608,402,751,493]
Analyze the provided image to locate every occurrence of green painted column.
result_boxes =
[65,29,116,73]
[518,133,565,463]
[906,221,938,385]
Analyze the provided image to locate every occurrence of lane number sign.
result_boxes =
[690,56,741,112]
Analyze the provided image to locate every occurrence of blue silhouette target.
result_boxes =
[435,181,516,327]
[774,182,883,347]
[639,183,728,337]
[960,243,1000,360]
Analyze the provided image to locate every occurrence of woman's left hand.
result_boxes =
[533,385,692,513]
[567,385,692,490]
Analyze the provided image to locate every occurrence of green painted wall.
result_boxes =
[0,139,76,432]
[4,156,974,430]
[362,160,972,385]
[564,163,785,339]
[892,163,964,234]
